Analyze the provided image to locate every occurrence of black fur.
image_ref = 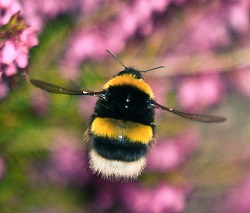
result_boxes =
[90,69,155,163]
[90,135,149,162]
[92,85,155,126]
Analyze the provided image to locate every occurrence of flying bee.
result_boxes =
[30,50,226,180]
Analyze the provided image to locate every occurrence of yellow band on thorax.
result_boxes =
[91,117,153,144]
[103,74,154,99]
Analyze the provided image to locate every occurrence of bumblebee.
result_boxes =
[30,50,226,180]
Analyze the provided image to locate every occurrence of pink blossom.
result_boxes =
[164,1,250,56]
[21,0,79,30]
[147,131,199,172]
[61,0,173,79]
[61,27,125,79]
[0,3,38,97]
[1,40,17,64]
[176,73,225,112]
[223,0,250,34]
[0,0,21,25]
[20,27,39,48]
[59,0,250,80]
[217,175,250,213]
[120,182,191,213]
[230,69,250,97]
[174,12,230,53]
[50,133,90,185]
[15,47,28,68]
[4,63,18,76]
[149,0,171,12]
[30,90,50,117]
[0,7,39,64]
[0,27,38,70]
[21,0,112,31]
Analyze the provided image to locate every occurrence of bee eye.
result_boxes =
[146,100,154,109]
[100,93,107,101]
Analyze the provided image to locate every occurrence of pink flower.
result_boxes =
[30,90,50,117]
[0,4,38,97]
[1,40,17,65]
[176,73,225,112]
[120,182,191,213]
[90,180,192,213]
[223,0,250,34]
[50,133,90,185]
[217,175,250,213]
[147,131,199,172]
[61,27,125,79]
[61,0,173,79]
[21,0,79,30]
[0,20,38,72]
[184,13,230,52]
[230,68,250,97]
[163,1,250,56]
[0,0,21,26]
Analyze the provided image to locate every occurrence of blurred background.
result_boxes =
[1,0,250,212]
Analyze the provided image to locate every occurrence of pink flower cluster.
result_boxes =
[120,182,190,213]
[147,131,199,172]
[217,175,250,213]
[168,0,250,54]
[229,68,250,97]
[0,0,38,98]
[61,0,176,78]
[57,0,250,78]
[22,0,111,31]
[0,27,38,76]
[50,133,90,185]
[89,177,191,213]
[175,72,226,112]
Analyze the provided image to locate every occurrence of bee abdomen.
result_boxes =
[90,136,149,162]
[88,117,154,179]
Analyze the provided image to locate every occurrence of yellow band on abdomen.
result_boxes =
[91,117,153,144]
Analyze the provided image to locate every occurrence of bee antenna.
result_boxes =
[106,50,164,73]
[140,65,165,73]
[106,50,127,68]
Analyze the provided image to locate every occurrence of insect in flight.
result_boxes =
[30,50,226,180]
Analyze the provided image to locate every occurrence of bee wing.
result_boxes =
[30,79,103,96]
[152,100,226,123]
